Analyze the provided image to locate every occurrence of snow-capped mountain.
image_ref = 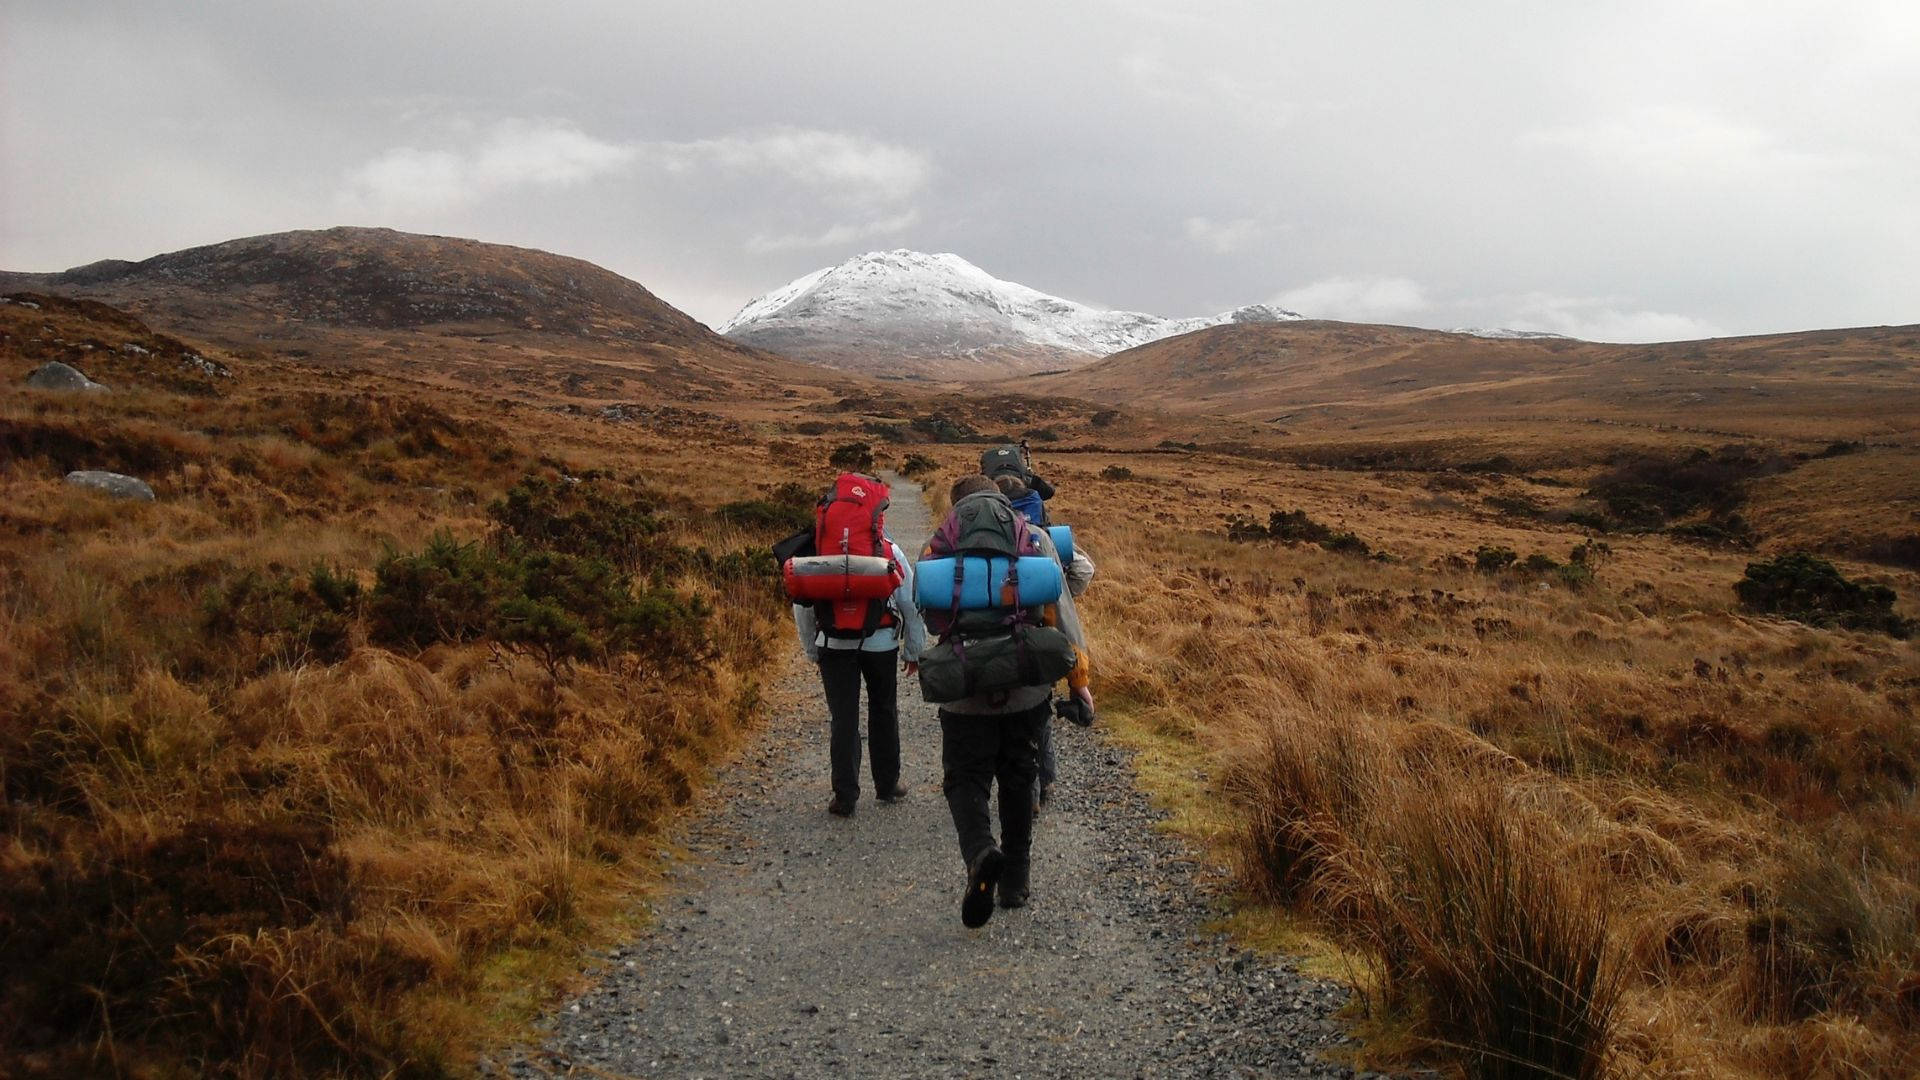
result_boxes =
[718,250,1302,378]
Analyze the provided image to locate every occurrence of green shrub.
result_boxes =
[1475,546,1519,573]
[1566,508,1616,533]
[1321,531,1371,557]
[495,550,712,680]
[200,565,363,671]
[829,443,875,470]
[367,531,507,648]
[909,416,978,443]
[1587,446,1785,530]
[1734,553,1911,637]
[1522,553,1561,573]
[1668,515,1757,549]
[488,473,665,573]
[716,498,812,534]
[1557,563,1596,590]
[1485,494,1547,520]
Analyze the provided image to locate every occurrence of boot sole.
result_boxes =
[961,848,1005,928]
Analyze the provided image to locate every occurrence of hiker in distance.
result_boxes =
[915,474,1094,927]
[784,472,926,818]
[983,448,1096,812]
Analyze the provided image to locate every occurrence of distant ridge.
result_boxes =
[1,226,843,399]
[719,249,1300,378]
[4,226,727,350]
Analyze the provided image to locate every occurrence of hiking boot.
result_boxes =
[876,782,909,803]
[827,795,855,817]
[961,846,1005,928]
[998,860,1030,909]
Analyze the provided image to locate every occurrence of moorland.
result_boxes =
[3,228,1916,1078]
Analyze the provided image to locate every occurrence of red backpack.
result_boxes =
[781,473,902,639]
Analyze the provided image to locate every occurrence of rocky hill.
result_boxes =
[719,249,1299,378]
[5,226,723,347]
[3,227,847,404]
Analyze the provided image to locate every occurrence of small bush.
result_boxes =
[829,442,875,470]
[488,473,666,574]
[1486,494,1547,520]
[909,415,978,443]
[1100,464,1135,481]
[1587,445,1786,530]
[1565,508,1616,533]
[200,565,362,671]
[1090,409,1121,428]
[368,531,507,648]
[717,482,815,535]
[497,549,712,681]
[1322,531,1371,557]
[1475,546,1519,573]
[899,453,940,479]
[1734,553,1912,637]
[1522,553,1561,573]
[1024,427,1061,442]
[792,420,832,436]
[1557,563,1596,590]
[1668,515,1758,549]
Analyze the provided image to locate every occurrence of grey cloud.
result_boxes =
[4,1,1916,335]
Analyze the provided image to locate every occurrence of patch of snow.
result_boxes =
[1449,327,1573,340]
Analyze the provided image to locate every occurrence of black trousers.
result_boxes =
[818,647,900,804]
[938,702,1050,869]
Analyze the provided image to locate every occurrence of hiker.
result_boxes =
[915,474,1094,926]
[980,442,1055,524]
[786,473,926,818]
[992,472,1095,811]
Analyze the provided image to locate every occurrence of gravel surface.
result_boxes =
[502,474,1358,1079]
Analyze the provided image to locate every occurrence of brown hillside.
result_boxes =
[3,227,850,405]
[1037,320,1920,444]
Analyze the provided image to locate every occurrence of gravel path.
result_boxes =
[504,473,1357,1079]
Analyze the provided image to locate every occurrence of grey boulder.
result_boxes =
[66,471,155,501]
[27,361,109,393]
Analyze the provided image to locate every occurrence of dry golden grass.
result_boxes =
[901,438,1918,1078]
[0,297,846,1077]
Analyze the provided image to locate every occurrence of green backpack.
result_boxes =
[917,492,1077,704]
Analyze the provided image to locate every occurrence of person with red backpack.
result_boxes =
[783,473,926,818]
[914,474,1093,927]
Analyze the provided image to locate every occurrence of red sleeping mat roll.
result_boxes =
[783,554,899,602]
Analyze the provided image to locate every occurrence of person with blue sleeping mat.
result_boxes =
[916,474,1094,927]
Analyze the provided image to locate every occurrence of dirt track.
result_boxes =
[504,473,1354,1079]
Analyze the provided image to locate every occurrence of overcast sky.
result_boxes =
[4,1,1916,340]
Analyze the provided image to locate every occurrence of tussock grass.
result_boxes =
[982,444,1920,1079]
[0,304,843,1076]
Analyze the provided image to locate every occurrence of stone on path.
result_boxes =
[26,361,109,393]
[66,471,155,501]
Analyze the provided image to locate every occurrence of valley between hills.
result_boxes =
[3,227,1917,1078]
